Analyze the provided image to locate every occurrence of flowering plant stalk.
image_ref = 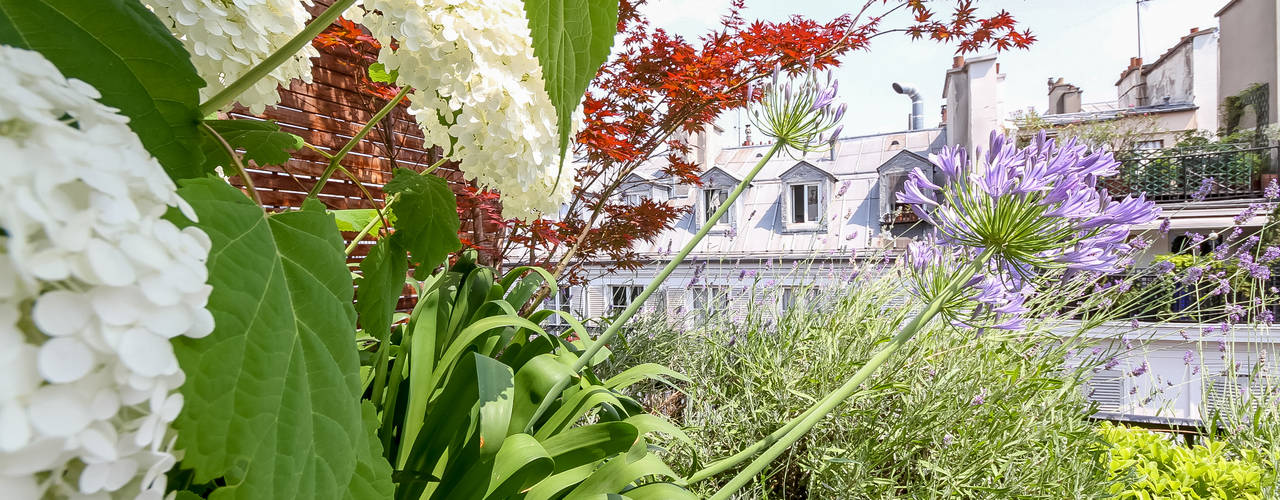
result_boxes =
[696,132,1161,498]
[522,63,844,430]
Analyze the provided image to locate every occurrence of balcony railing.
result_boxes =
[882,203,920,226]
[1084,265,1280,323]
[1101,145,1279,202]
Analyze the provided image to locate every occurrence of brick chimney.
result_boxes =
[952,55,965,69]
[1046,77,1082,115]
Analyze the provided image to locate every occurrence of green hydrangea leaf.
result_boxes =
[201,119,304,174]
[368,63,399,84]
[172,178,389,499]
[331,209,384,234]
[384,168,461,273]
[346,401,395,500]
[0,0,206,180]
[522,0,618,168]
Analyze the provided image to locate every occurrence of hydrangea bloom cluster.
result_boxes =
[0,46,213,498]
[147,0,318,114]
[902,132,1160,328]
[360,0,572,220]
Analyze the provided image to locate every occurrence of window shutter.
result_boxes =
[1086,369,1125,411]
[587,286,606,318]
[665,288,685,316]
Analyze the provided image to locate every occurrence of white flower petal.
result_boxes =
[118,329,176,377]
[37,337,96,383]
[27,384,93,437]
[32,289,91,336]
[86,239,136,286]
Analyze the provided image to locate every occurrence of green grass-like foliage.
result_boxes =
[1099,423,1272,499]
[606,265,1113,499]
[365,251,694,499]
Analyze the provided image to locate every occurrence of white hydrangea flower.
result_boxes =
[362,0,577,220]
[147,0,318,114]
[0,46,213,499]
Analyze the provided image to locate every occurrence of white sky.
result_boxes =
[639,0,1227,141]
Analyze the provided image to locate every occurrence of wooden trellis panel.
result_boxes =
[222,1,503,308]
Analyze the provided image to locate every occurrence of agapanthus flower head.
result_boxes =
[747,64,843,155]
[904,131,1159,276]
[899,132,1159,329]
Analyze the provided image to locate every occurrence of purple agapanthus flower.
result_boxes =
[898,132,1160,328]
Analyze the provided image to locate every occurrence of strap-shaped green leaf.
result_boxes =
[435,433,555,500]
[522,0,619,168]
[539,422,639,474]
[398,353,515,500]
[565,447,680,498]
[510,354,579,435]
[603,363,691,390]
[0,0,206,180]
[622,482,699,500]
[201,119,305,173]
[172,179,384,499]
[535,387,625,440]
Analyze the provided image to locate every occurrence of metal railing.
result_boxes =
[1102,144,1279,202]
[1088,265,1280,323]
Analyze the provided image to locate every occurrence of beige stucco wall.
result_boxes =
[1217,0,1279,127]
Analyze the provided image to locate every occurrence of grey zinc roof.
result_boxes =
[621,128,946,259]
[1029,102,1198,127]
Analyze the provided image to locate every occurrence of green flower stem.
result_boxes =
[197,0,358,116]
[307,86,413,199]
[707,252,991,500]
[523,141,785,434]
[686,402,822,484]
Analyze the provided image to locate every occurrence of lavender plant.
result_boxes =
[698,132,1162,498]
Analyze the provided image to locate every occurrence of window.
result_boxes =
[702,188,734,225]
[780,286,818,311]
[1135,139,1164,150]
[609,285,644,315]
[543,288,573,327]
[691,286,729,321]
[790,184,820,224]
[623,192,645,206]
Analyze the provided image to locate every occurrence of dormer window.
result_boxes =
[877,150,934,227]
[623,192,645,206]
[778,161,833,232]
[790,184,820,224]
[702,188,734,225]
[696,167,743,230]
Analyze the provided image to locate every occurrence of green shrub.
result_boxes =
[1099,424,1272,499]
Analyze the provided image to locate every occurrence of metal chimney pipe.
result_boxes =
[892,82,924,130]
